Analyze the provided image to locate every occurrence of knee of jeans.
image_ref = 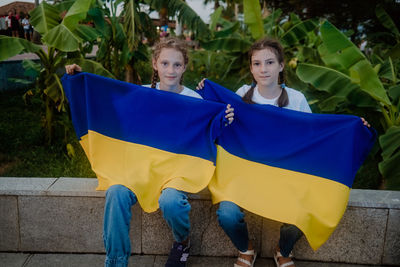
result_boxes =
[159,188,190,218]
[106,184,136,204]
[217,202,244,229]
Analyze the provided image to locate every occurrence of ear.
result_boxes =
[279,62,284,72]
[182,64,187,73]
[152,58,157,70]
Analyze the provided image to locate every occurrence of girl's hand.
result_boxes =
[361,117,371,128]
[195,78,206,90]
[225,104,234,125]
[65,64,82,75]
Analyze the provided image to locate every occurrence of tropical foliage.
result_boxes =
[1,1,399,189]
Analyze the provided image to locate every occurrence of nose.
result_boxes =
[167,64,175,73]
[261,63,268,73]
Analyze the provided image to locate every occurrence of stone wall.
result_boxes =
[0,177,399,265]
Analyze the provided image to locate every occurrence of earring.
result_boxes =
[280,83,286,89]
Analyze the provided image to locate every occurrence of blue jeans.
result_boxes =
[217,201,303,257]
[103,185,191,267]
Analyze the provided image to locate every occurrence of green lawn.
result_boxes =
[0,87,95,178]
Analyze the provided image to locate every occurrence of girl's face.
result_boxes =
[250,48,283,88]
[152,48,186,88]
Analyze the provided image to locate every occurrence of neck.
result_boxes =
[256,83,282,99]
[158,82,183,94]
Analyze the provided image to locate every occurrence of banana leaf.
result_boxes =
[123,0,136,51]
[376,5,400,39]
[29,2,60,37]
[281,18,319,47]
[319,21,391,105]
[0,36,42,61]
[243,0,264,40]
[42,24,83,52]
[62,0,94,31]
[296,63,359,97]
[210,6,223,31]
[215,22,240,39]
[379,126,400,189]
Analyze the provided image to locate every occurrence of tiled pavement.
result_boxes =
[0,253,382,267]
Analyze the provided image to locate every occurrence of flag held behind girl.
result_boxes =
[199,80,376,250]
[62,72,228,212]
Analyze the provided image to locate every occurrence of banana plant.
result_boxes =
[0,0,113,144]
[296,21,400,189]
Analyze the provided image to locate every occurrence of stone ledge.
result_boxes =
[0,177,399,266]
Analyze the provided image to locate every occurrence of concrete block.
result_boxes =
[187,200,214,256]
[293,207,387,264]
[19,196,105,253]
[0,253,30,267]
[18,195,141,254]
[25,253,105,267]
[129,204,142,254]
[0,177,56,196]
[199,203,263,257]
[0,196,19,251]
[47,178,104,197]
[260,218,281,257]
[349,189,400,209]
[142,209,174,255]
[383,209,400,265]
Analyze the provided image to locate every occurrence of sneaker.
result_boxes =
[165,241,190,267]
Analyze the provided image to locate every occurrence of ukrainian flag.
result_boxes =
[62,73,227,212]
[198,80,376,250]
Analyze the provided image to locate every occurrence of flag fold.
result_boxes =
[62,73,227,212]
[199,80,376,250]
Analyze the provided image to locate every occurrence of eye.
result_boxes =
[174,63,182,68]
[266,60,274,65]
[161,61,168,67]
[253,62,260,66]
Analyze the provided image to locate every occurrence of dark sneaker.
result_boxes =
[165,241,190,267]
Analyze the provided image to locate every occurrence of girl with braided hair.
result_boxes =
[197,38,369,267]
[66,37,234,267]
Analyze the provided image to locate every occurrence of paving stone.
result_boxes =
[47,178,104,197]
[0,196,19,251]
[293,207,387,264]
[383,209,400,265]
[128,255,155,266]
[25,253,105,267]
[200,203,263,257]
[0,177,56,196]
[0,253,30,267]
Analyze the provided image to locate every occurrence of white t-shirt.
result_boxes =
[22,18,30,29]
[144,82,202,99]
[236,84,311,113]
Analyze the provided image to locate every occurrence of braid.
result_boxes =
[242,78,257,104]
[151,70,159,88]
[277,70,288,107]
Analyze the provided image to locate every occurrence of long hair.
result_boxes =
[151,37,188,88]
[242,38,288,107]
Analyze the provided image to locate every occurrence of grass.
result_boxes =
[0,87,95,178]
